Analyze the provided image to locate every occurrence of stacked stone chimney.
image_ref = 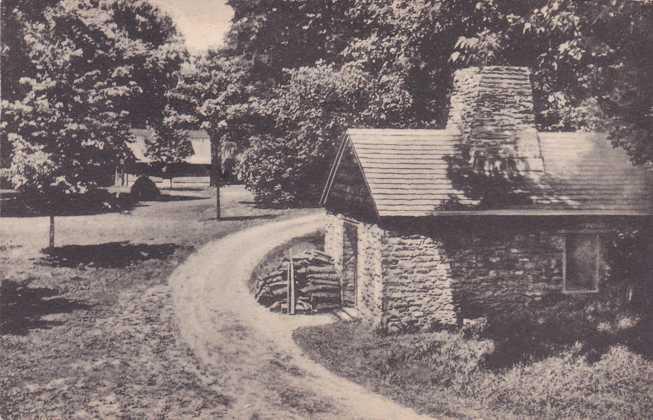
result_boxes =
[446,66,544,175]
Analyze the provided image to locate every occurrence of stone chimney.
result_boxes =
[446,66,544,175]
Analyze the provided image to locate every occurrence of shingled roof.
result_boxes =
[321,128,653,217]
[322,66,653,218]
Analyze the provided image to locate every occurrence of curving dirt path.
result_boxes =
[170,214,435,420]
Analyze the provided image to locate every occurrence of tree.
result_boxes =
[210,0,653,204]
[145,107,193,189]
[172,52,259,217]
[0,0,138,248]
[108,0,188,127]
[239,61,413,205]
[0,0,61,173]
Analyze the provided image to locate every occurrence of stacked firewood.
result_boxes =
[254,249,341,313]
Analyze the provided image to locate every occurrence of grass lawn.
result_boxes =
[0,184,315,418]
[295,313,653,419]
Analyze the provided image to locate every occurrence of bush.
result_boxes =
[130,176,160,201]
[485,345,653,418]
[239,62,413,206]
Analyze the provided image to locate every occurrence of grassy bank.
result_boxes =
[294,317,653,419]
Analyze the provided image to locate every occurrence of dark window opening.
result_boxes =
[564,233,600,293]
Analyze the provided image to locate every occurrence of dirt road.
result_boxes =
[170,214,433,420]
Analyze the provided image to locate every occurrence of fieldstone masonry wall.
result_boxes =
[381,232,458,331]
[324,214,344,270]
[356,222,385,324]
[325,213,646,332]
[445,228,569,319]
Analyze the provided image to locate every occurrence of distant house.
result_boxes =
[321,66,653,332]
[115,128,239,185]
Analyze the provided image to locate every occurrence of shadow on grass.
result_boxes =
[0,280,91,335]
[160,186,210,192]
[0,191,135,217]
[483,308,653,368]
[156,194,210,202]
[40,242,183,268]
[200,214,277,222]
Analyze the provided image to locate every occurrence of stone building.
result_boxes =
[321,66,653,332]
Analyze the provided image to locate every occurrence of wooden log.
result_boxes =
[313,303,341,311]
[300,286,340,294]
[306,279,340,287]
[307,266,339,274]
[309,291,341,299]
[307,274,339,281]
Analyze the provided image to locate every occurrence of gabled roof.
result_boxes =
[536,132,653,213]
[128,128,211,165]
[321,129,653,217]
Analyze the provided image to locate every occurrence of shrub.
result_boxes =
[130,176,160,201]
[484,344,653,418]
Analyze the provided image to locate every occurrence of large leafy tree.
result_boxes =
[240,61,413,205]
[184,0,653,206]
[171,51,260,216]
[108,0,188,127]
[0,0,61,171]
[1,0,140,247]
[145,106,193,188]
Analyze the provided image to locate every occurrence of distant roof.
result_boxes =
[128,128,211,165]
[322,129,653,217]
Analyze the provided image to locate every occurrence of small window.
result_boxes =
[564,233,600,293]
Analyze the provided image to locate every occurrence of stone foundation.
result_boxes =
[325,213,650,332]
[381,232,458,330]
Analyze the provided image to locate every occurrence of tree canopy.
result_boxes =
[1,0,188,195]
[212,0,653,205]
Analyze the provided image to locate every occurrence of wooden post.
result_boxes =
[288,249,296,315]
[48,214,55,249]
[215,183,221,220]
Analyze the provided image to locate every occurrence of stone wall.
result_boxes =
[444,226,568,319]
[325,213,648,331]
[324,213,385,323]
[342,221,358,306]
[381,231,458,331]
[383,218,645,326]
[324,214,344,271]
[356,222,385,325]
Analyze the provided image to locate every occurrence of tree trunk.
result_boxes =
[215,152,223,220]
[49,214,55,249]
[210,135,223,219]
[210,138,219,187]
[216,184,221,219]
[170,177,173,189]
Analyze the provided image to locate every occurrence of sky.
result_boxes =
[149,0,234,53]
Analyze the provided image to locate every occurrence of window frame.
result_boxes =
[562,232,601,294]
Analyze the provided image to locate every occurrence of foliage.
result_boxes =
[1,0,139,198]
[106,0,188,127]
[0,0,188,189]
[238,61,412,205]
[216,0,653,204]
[485,345,653,418]
[606,228,652,307]
[145,107,193,173]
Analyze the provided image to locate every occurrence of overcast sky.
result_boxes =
[150,0,234,53]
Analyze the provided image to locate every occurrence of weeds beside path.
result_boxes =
[0,185,313,418]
